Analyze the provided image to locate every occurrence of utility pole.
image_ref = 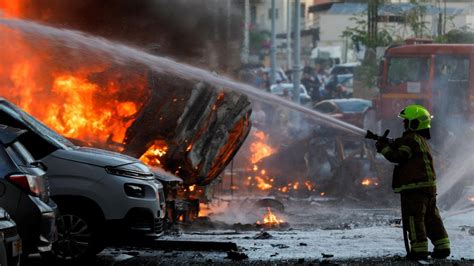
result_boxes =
[367,0,378,48]
[270,0,277,85]
[292,0,301,104]
[286,0,292,70]
[443,0,447,35]
[241,0,250,64]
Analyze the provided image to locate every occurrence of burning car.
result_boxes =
[0,98,165,260]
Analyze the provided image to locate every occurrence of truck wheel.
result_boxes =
[49,207,104,261]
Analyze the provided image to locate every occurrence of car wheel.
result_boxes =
[49,208,104,261]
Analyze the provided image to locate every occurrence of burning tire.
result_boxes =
[47,207,104,261]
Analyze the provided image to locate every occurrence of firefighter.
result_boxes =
[375,104,450,260]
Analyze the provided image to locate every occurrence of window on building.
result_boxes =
[268,8,279,20]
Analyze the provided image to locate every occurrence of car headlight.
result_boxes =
[124,184,146,198]
[106,163,154,180]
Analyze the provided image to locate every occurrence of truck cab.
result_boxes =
[376,43,474,139]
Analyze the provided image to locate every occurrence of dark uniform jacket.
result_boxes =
[379,131,437,194]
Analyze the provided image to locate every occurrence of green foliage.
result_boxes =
[355,62,378,89]
[436,28,474,44]
[341,13,393,48]
[249,29,271,53]
[402,0,430,38]
[341,12,391,90]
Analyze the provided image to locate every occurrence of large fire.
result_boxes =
[0,10,150,149]
[0,2,22,17]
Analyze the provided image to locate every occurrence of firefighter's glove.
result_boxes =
[375,140,389,153]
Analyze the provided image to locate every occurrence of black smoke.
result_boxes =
[13,0,242,61]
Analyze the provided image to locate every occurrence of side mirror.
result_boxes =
[31,161,48,171]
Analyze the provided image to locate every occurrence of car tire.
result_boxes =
[47,206,104,261]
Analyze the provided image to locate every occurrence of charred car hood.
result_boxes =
[50,147,141,167]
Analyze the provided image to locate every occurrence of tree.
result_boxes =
[401,0,430,38]
[436,27,474,44]
[342,11,393,91]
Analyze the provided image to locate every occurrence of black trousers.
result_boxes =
[400,191,450,255]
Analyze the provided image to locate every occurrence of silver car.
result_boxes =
[0,98,165,260]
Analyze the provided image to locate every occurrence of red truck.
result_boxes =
[375,41,474,139]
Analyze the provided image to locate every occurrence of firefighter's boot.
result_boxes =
[431,237,451,259]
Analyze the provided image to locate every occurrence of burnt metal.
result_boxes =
[123,78,252,186]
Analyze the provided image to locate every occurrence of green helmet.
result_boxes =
[398,104,432,131]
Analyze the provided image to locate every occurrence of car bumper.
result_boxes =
[104,208,164,241]
[29,196,57,252]
[37,211,56,252]
[0,223,21,266]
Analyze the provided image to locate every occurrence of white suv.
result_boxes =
[0,98,165,260]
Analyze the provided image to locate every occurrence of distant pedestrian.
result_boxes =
[301,68,320,103]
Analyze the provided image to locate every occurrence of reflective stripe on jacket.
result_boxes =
[380,131,436,193]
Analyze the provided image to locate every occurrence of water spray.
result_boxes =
[0,17,368,137]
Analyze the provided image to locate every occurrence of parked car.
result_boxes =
[0,98,165,260]
[324,63,360,98]
[0,125,56,256]
[262,67,289,83]
[270,83,312,105]
[0,208,21,266]
[313,98,372,128]
[329,62,360,76]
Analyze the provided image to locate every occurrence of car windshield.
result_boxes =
[7,103,75,149]
[331,66,355,75]
[335,100,371,113]
[388,57,430,84]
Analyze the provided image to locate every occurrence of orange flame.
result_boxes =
[198,203,209,217]
[189,185,196,192]
[257,207,284,225]
[293,181,300,190]
[255,176,272,190]
[0,2,22,17]
[361,178,379,186]
[250,130,276,164]
[139,140,168,166]
[304,181,315,191]
[0,17,149,149]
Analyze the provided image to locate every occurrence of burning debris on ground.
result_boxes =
[1,1,474,265]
